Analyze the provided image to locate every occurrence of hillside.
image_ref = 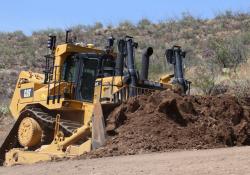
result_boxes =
[0,11,250,109]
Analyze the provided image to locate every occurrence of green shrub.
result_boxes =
[138,18,152,29]
[208,37,247,72]
[119,21,135,30]
[231,79,250,98]
[191,64,217,95]
[0,105,9,116]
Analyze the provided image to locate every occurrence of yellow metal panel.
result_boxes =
[66,139,92,155]
[94,76,124,103]
[83,103,94,125]
[55,44,104,57]
[5,149,55,166]
[159,74,174,84]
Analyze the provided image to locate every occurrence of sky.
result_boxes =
[0,0,250,35]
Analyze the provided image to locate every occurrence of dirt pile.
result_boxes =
[85,90,250,158]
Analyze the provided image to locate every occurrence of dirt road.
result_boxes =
[0,146,250,175]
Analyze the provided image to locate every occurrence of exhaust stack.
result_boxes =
[140,47,153,81]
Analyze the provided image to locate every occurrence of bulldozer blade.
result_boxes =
[92,102,119,149]
[92,102,106,149]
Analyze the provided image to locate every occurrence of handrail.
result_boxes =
[46,65,74,104]
[112,86,156,103]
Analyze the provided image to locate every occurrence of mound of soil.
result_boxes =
[83,90,250,158]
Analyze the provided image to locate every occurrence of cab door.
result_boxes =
[74,54,99,102]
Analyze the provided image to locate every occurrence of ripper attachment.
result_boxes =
[165,46,188,92]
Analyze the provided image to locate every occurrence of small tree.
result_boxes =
[191,62,217,95]
[138,18,152,29]
[92,22,103,30]
[208,37,247,72]
[119,21,135,30]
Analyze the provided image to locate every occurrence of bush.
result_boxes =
[191,64,217,95]
[138,18,152,29]
[118,21,135,30]
[208,37,247,72]
[241,32,250,45]
[215,10,234,20]
[0,105,9,116]
[179,12,200,28]
[231,79,250,98]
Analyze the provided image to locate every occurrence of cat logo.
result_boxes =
[20,88,34,98]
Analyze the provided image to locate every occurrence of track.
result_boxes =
[0,146,250,175]
[0,107,83,165]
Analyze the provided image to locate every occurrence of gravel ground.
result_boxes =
[0,146,250,175]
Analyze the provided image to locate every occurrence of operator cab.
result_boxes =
[61,53,115,102]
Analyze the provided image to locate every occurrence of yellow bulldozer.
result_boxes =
[0,31,189,166]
